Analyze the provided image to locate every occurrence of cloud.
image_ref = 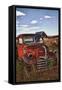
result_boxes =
[16,10,26,16]
[16,25,42,36]
[44,15,52,19]
[16,24,29,27]
[19,25,29,27]
[30,20,38,24]
[40,17,43,20]
[16,24,57,36]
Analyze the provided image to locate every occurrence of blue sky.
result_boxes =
[16,8,59,36]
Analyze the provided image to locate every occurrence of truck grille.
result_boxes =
[36,58,47,71]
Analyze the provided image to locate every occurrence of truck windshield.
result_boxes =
[23,37,34,44]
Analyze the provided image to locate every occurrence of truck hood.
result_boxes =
[26,43,43,49]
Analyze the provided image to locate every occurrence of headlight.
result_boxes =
[28,53,32,58]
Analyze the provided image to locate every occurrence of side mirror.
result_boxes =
[19,38,23,44]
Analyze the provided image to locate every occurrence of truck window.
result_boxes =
[23,37,34,44]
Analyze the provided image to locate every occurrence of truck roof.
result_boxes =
[16,34,35,39]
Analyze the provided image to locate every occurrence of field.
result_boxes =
[16,36,59,82]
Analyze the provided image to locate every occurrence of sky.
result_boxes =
[16,7,59,36]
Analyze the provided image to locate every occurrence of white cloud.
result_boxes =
[16,25,41,36]
[44,15,52,19]
[20,25,29,27]
[40,17,43,20]
[16,11,26,16]
[31,20,38,24]
[16,24,29,28]
[16,24,57,36]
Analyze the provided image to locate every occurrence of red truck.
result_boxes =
[16,32,57,70]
